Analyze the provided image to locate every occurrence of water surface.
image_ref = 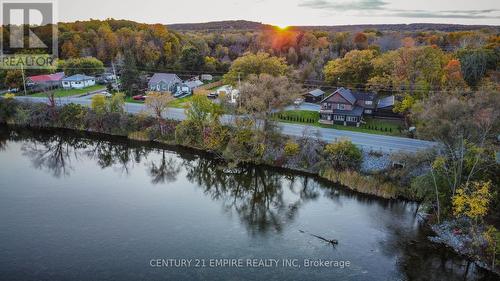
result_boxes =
[0,127,495,281]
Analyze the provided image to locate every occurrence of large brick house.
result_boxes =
[319,87,378,127]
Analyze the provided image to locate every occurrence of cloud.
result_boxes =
[299,0,388,11]
[387,9,500,19]
[298,0,500,19]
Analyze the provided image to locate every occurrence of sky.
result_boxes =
[56,0,500,26]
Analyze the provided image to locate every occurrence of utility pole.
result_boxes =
[21,64,27,96]
[111,61,119,91]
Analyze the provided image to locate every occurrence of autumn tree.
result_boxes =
[353,32,368,50]
[91,94,107,114]
[393,46,446,96]
[145,92,174,120]
[412,91,500,215]
[324,49,377,86]
[4,70,23,90]
[145,92,174,134]
[237,74,300,130]
[61,41,79,59]
[453,181,492,226]
[223,52,288,85]
[179,46,205,71]
[60,57,105,76]
[441,59,468,92]
[108,92,125,113]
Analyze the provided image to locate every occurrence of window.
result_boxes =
[346,116,357,122]
[365,101,373,105]
[365,109,372,114]
[337,104,345,110]
[334,115,345,121]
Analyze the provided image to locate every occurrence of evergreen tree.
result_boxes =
[121,52,141,96]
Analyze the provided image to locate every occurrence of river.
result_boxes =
[0,126,495,281]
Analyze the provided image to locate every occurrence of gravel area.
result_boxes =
[429,221,474,256]
[361,150,391,173]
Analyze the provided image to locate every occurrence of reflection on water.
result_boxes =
[0,126,496,281]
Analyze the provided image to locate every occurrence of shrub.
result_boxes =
[0,98,18,123]
[108,92,125,113]
[58,104,87,129]
[91,94,107,114]
[175,119,203,148]
[284,140,300,156]
[323,139,362,170]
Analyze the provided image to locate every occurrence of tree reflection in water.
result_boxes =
[0,126,9,151]
[148,150,181,184]
[183,158,320,235]
[14,129,151,177]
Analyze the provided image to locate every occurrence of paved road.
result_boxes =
[13,96,436,153]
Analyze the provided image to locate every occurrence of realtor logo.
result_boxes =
[0,0,58,69]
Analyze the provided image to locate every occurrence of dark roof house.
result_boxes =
[319,87,401,126]
[319,87,396,126]
[148,73,182,92]
[184,79,204,90]
[303,88,326,103]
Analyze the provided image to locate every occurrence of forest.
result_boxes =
[1,19,498,96]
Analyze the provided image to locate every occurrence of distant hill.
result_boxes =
[167,20,271,31]
[167,20,499,33]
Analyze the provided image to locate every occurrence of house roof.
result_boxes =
[28,72,65,83]
[353,91,376,101]
[185,79,204,89]
[149,73,182,85]
[306,89,325,97]
[334,106,364,117]
[378,95,396,108]
[321,87,357,104]
[62,74,95,82]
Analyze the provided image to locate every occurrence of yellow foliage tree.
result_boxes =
[284,140,300,156]
[452,181,492,225]
[91,94,107,114]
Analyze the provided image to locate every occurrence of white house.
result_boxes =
[201,74,213,81]
[214,85,239,104]
[62,74,96,89]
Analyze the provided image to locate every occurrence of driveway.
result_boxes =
[283,102,320,111]
[13,96,435,153]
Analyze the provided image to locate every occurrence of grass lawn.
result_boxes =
[273,110,404,136]
[337,117,404,136]
[30,85,105,98]
[168,95,193,108]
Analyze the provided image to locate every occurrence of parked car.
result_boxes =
[294,98,304,106]
[132,95,146,101]
[101,91,112,98]
[207,92,218,99]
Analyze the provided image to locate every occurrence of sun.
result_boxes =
[275,24,289,31]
